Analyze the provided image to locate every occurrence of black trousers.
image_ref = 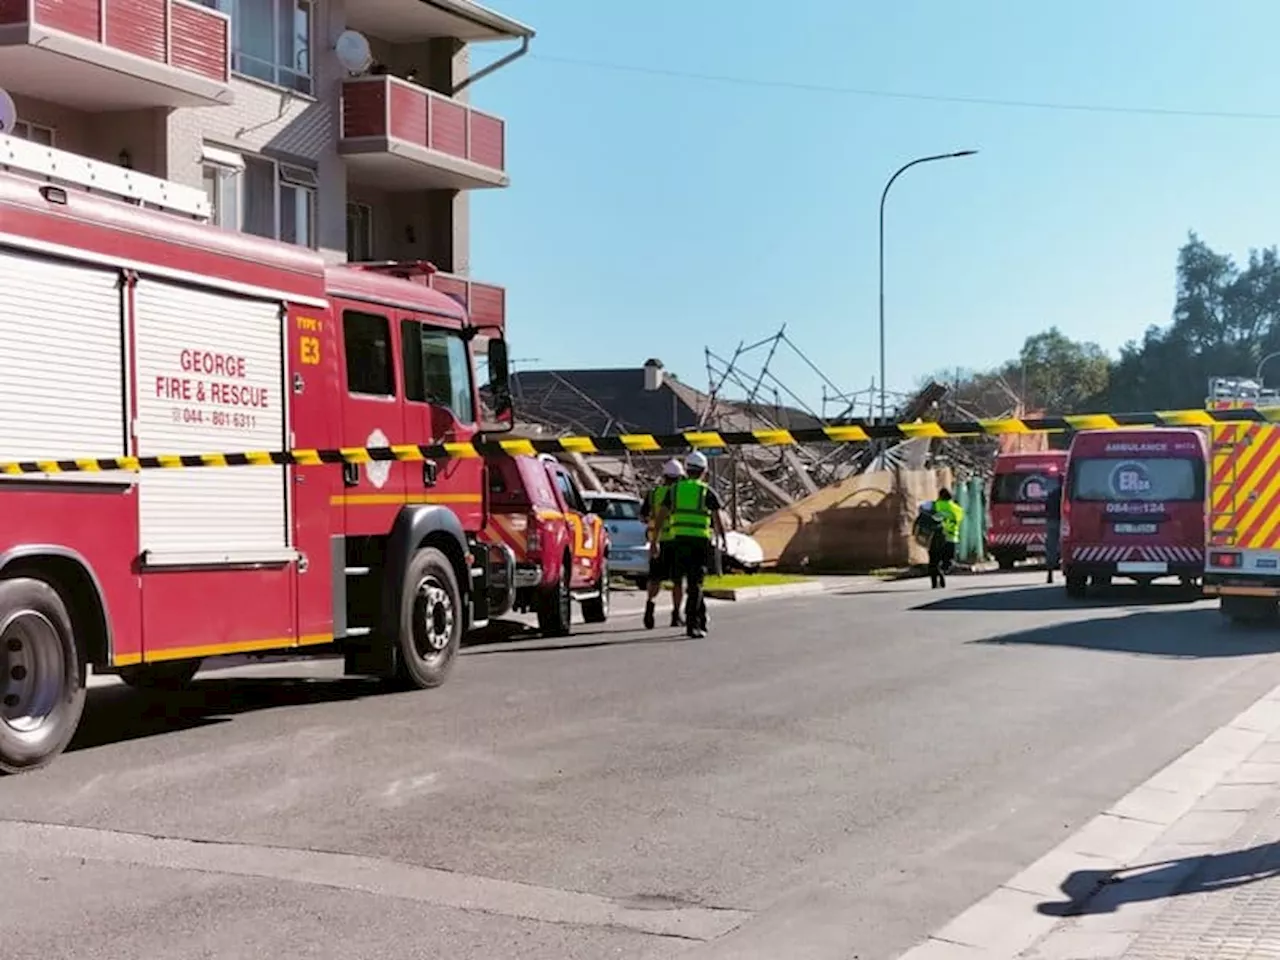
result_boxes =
[669,538,710,629]
[929,539,956,587]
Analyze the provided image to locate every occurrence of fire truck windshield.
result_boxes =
[1067,457,1204,502]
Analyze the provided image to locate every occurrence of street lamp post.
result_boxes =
[1257,352,1280,385]
[878,150,978,422]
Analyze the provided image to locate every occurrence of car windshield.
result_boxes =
[588,498,642,521]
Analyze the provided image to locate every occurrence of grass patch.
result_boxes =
[704,572,811,589]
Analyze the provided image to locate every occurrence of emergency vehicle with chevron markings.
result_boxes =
[0,134,520,774]
[1202,377,1280,623]
[1060,428,1208,598]
[986,451,1068,569]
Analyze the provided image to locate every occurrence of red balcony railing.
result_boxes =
[0,0,229,85]
[431,272,506,331]
[341,76,506,177]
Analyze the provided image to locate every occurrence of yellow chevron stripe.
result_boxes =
[1226,431,1280,545]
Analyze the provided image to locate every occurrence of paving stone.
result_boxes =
[1222,763,1280,786]
[932,887,1059,955]
[1199,784,1277,812]
[1108,785,1200,826]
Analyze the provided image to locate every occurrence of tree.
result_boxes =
[1100,233,1280,410]
[1011,328,1110,413]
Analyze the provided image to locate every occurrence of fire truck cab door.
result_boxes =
[398,312,484,531]
[337,305,408,533]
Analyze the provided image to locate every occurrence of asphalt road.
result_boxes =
[5,572,1280,960]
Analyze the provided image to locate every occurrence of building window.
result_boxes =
[204,0,313,95]
[201,144,244,230]
[279,163,317,248]
[347,203,373,262]
[10,121,55,146]
[237,153,317,249]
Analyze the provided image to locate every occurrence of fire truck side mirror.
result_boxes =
[488,337,514,429]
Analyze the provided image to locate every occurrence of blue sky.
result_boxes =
[468,1,1280,415]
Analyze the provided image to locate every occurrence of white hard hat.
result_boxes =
[685,451,708,471]
[662,458,684,479]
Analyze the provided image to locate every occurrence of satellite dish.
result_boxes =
[0,88,16,136]
[335,30,373,75]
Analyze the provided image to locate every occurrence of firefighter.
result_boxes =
[928,487,965,589]
[654,451,726,638]
[641,458,685,630]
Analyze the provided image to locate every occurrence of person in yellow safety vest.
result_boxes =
[640,458,686,630]
[653,451,726,638]
[928,488,965,590]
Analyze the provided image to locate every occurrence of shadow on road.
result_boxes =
[463,630,690,657]
[913,583,1203,612]
[68,677,376,754]
[970,608,1277,658]
[1038,842,1280,916]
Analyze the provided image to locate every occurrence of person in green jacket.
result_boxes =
[640,458,685,629]
[929,488,965,589]
[653,452,726,638]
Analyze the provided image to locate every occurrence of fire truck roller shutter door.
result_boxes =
[0,248,126,464]
[133,279,290,565]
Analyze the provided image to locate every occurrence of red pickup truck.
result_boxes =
[481,454,610,636]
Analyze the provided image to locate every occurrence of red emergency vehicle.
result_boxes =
[1060,428,1208,598]
[986,451,1068,569]
[0,136,522,773]
[482,454,609,636]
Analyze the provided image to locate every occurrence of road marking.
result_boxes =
[895,677,1280,959]
[0,820,751,943]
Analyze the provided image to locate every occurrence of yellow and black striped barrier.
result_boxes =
[4,405,1279,476]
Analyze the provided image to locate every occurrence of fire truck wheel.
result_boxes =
[0,576,87,775]
[537,556,572,638]
[1064,573,1087,599]
[395,547,462,690]
[996,555,1016,571]
[118,659,202,691]
[581,560,610,624]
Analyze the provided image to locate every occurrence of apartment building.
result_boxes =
[0,0,531,327]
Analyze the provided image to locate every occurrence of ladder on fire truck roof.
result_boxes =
[1206,375,1280,409]
[0,132,210,221]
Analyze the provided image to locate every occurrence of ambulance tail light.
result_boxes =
[1210,551,1242,568]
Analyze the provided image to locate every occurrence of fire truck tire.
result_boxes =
[0,576,87,775]
[118,659,202,690]
[537,556,572,638]
[996,555,1016,571]
[581,560,610,624]
[1064,573,1087,599]
[394,547,462,690]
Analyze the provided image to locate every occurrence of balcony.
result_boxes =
[0,0,232,111]
[340,76,507,191]
[431,272,506,332]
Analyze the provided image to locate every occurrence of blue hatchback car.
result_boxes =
[583,491,651,584]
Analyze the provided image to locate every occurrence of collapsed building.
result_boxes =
[505,334,1028,571]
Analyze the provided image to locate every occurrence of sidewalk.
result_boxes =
[902,682,1280,960]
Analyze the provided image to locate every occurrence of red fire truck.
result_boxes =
[0,135,524,773]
